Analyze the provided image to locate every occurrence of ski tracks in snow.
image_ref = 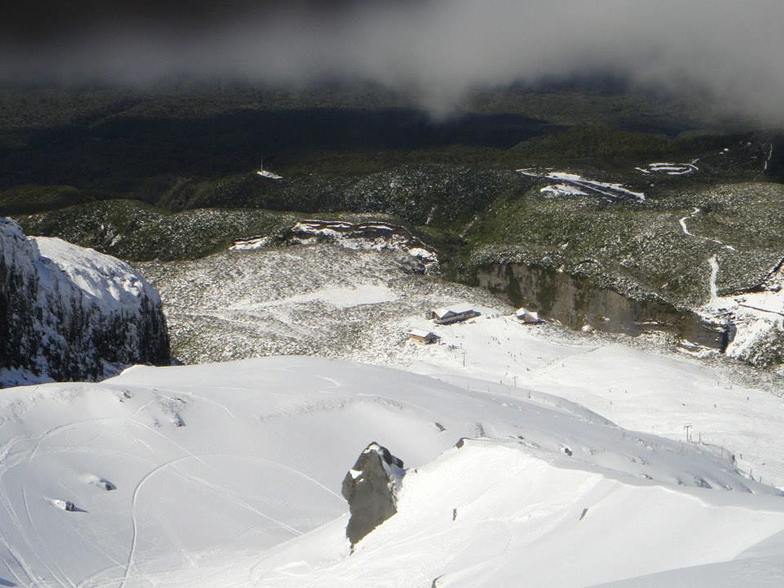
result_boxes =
[117,452,319,588]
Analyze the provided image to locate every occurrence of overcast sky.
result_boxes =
[2,0,783,124]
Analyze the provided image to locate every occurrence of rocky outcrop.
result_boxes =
[231,219,441,274]
[0,218,170,386]
[341,443,405,546]
[702,261,784,368]
[289,220,439,274]
[476,261,733,351]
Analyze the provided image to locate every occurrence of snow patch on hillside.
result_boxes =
[257,169,284,181]
[519,169,645,203]
[290,220,439,272]
[637,162,699,176]
[540,183,588,197]
[34,236,161,313]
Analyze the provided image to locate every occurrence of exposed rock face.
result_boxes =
[0,218,170,386]
[341,443,405,546]
[288,220,439,274]
[477,261,732,351]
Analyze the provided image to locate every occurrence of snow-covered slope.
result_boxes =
[139,243,784,489]
[1,358,782,587]
[701,261,784,368]
[251,440,784,588]
[0,218,169,386]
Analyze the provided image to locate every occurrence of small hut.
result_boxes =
[515,308,542,325]
[408,329,441,345]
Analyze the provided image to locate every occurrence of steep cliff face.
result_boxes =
[0,218,169,386]
[475,261,733,351]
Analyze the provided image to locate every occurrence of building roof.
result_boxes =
[433,304,478,319]
[409,329,438,339]
[516,308,541,323]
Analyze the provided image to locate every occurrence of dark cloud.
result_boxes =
[2,0,783,124]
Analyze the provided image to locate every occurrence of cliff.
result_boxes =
[0,218,169,386]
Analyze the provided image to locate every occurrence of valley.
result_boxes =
[1,82,783,587]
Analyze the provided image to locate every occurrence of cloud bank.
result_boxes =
[2,0,783,124]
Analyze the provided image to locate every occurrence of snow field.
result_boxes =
[1,357,782,586]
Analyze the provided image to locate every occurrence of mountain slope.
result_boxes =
[0,358,781,587]
[137,241,784,488]
[0,218,169,386]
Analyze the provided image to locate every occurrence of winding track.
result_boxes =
[678,208,736,252]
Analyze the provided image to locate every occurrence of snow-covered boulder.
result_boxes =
[342,443,405,545]
[0,218,169,386]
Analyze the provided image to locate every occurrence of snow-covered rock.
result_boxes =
[341,443,405,545]
[289,219,439,273]
[0,218,169,386]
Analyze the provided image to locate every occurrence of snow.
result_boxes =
[141,243,784,488]
[708,255,720,305]
[701,265,784,365]
[409,329,437,339]
[5,234,784,585]
[252,284,398,310]
[679,207,700,237]
[34,237,161,312]
[519,169,645,203]
[290,220,439,271]
[230,237,273,251]
[252,440,784,588]
[138,243,501,364]
[764,144,774,172]
[256,170,284,181]
[677,207,736,251]
[638,162,699,176]
[539,183,588,197]
[398,313,784,488]
[1,357,782,587]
